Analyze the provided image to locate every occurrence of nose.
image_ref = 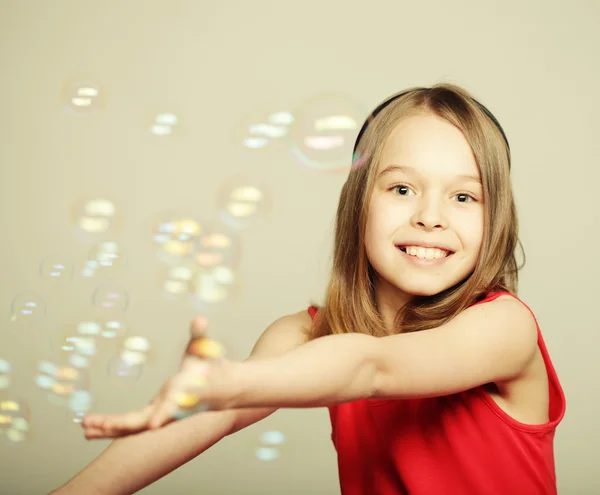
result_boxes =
[411,196,448,231]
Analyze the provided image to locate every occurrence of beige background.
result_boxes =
[1,0,598,494]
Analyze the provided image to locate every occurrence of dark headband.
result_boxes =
[352,89,510,158]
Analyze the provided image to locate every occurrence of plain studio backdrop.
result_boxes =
[0,1,598,494]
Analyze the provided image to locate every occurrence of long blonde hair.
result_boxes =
[309,83,523,339]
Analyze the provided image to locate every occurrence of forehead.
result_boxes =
[377,113,479,179]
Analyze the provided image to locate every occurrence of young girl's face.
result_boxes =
[364,112,484,309]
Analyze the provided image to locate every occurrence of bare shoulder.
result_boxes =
[488,294,538,337]
[482,294,543,382]
[247,309,313,361]
[482,295,549,422]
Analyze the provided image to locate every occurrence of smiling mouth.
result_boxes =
[397,245,454,260]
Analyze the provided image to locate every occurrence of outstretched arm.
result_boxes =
[160,296,537,418]
[51,312,309,495]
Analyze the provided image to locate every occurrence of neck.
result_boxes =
[374,277,413,332]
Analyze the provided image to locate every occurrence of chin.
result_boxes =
[390,276,457,298]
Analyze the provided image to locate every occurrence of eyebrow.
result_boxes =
[379,164,482,184]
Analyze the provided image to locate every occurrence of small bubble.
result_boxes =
[152,215,204,263]
[287,93,367,172]
[61,75,107,115]
[217,179,268,230]
[83,241,126,278]
[10,291,46,327]
[0,360,12,390]
[107,355,143,388]
[35,359,90,410]
[40,255,74,283]
[259,430,286,445]
[0,394,30,444]
[92,284,129,312]
[255,446,280,462]
[235,107,294,151]
[72,197,120,238]
[150,112,179,136]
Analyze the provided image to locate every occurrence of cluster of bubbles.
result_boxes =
[1,75,369,456]
[0,360,30,444]
[62,75,368,173]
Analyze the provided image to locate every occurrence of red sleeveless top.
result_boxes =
[307,292,566,495]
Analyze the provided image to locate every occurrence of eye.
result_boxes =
[453,193,476,203]
[391,185,415,196]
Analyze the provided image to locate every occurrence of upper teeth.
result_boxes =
[403,246,449,259]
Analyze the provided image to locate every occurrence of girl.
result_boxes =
[55,83,566,495]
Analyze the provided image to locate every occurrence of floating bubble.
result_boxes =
[67,389,93,415]
[189,267,234,305]
[61,75,107,115]
[288,93,367,172]
[82,241,126,278]
[216,179,268,230]
[193,223,239,268]
[259,430,286,446]
[255,446,280,462]
[112,335,153,369]
[10,291,46,326]
[40,255,73,283]
[51,326,97,369]
[160,264,194,299]
[107,355,144,388]
[92,284,129,312]
[35,359,90,411]
[235,108,294,151]
[68,410,87,426]
[73,197,120,237]
[150,112,179,136]
[152,215,204,263]
[0,394,30,444]
[50,318,126,369]
[0,360,11,390]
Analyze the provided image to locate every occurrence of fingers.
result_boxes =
[189,315,209,339]
[148,397,178,429]
[81,406,154,439]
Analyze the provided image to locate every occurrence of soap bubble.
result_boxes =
[40,255,73,284]
[217,178,268,230]
[107,335,152,387]
[288,93,367,172]
[152,215,204,263]
[150,112,179,136]
[10,291,46,327]
[107,355,144,388]
[0,360,12,390]
[193,223,239,269]
[92,284,129,312]
[255,446,280,461]
[51,317,127,368]
[254,429,286,462]
[160,264,194,299]
[0,394,31,444]
[235,108,294,151]
[73,197,120,238]
[190,266,236,305]
[259,430,286,445]
[35,359,90,413]
[61,75,107,115]
[82,241,126,278]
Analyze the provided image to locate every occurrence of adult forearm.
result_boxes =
[50,408,237,495]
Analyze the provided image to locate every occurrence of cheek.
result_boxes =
[456,211,484,251]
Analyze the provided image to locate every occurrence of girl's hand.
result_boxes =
[146,346,240,429]
[81,316,235,438]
